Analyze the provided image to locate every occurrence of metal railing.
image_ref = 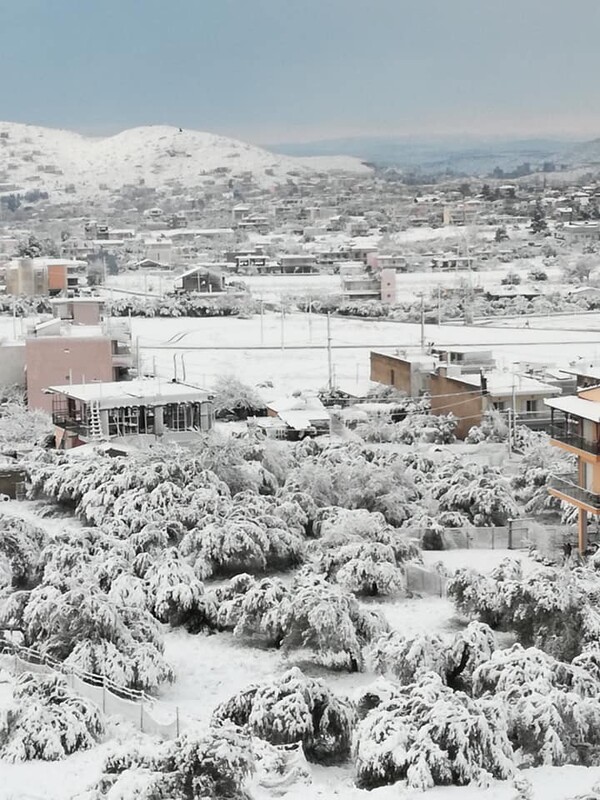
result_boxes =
[549,473,600,510]
[548,426,600,456]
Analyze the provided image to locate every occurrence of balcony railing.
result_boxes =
[549,474,600,510]
[548,425,600,456]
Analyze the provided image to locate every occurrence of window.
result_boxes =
[493,401,505,411]
[526,399,537,413]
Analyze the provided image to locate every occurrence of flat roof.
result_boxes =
[45,378,211,409]
[545,395,600,423]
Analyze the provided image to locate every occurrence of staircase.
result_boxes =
[88,401,104,442]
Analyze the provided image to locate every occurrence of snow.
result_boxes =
[0,121,371,200]
[159,629,284,725]
[128,310,599,397]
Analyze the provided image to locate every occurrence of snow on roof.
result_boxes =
[277,409,326,430]
[45,378,211,409]
[545,395,600,423]
[484,372,561,397]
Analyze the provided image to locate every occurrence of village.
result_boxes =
[4,58,600,800]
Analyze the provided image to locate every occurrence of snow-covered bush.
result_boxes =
[354,672,514,790]
[1,582,173,691]
[465,411,508,444]
[511,434,574,517]
[473,645,600,765]
[368,622,496,692]
[213,667,355,764]
[314,506,420,565]
[432,461,519,526]
[0,512,47,588]
[212,375,266,419]
[88,725,254,799]
[187,517,305,579]
[0,672,104,762]
[280,573,389,670]
[0,401,52,449]
[449,563,600,662]
[213,571,387,670]
[284,443,421,526]
[330,542,405,596]
[144,548,215,631]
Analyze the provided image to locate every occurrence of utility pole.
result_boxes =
[260,298,264,346]
[420,294,425,352]
[280,305,285,350]
[308,298,313,342]
[327,312,333,391]
[437,286,441,327]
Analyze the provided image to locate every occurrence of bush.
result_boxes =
[88,726,254,799]
[213,667,355,764]
[0,672,104,762]
[354,672,513,790]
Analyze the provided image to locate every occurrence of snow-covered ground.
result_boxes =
[125,310,599,395]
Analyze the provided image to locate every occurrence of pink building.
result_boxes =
[25,299,132,413]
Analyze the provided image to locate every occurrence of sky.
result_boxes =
[1,0,600,144]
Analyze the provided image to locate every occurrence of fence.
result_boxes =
[405,563,447,597]
[410,519,574,558]
[0,641,181,739]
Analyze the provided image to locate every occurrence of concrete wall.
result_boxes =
[26,337,114,412]
[370,352,413,395]
[380,268,396,304]
[429,372,483,439]
[0,343,26,389]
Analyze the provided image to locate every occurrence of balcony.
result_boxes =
[548,425,600,456]
[549,473,600,511]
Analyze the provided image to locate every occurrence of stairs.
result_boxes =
[88,401,104,442]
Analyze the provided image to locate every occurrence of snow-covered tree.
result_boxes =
[368,622,496,692]
[432,461,519,526]
[0,513,47,588]
[213,667,355,764]
[279,573,389,670]
[0,402,53,450]
[354,672,514,790]
[0,672,104,762]
[215,574,289,646]
[144,548,215,631]
[211,375,266,419]
[87,726,254,799]
[473,645,600,766]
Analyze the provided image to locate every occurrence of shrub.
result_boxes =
[213,667,355,764]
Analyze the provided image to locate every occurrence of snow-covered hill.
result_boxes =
[0,122,371,199]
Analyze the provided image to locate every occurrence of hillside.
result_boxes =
[0,122,370,200]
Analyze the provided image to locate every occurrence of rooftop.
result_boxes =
[45,378,211,410]
[545,394,600,423]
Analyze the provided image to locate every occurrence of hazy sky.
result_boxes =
[2,0,599,143]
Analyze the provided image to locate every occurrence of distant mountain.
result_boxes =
[564,138,600,166]
[0,122,371,201]
[268,135,581,175]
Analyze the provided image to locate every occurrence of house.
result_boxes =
[25,298,132,413]
[561,363,600,391]
[46,378,214,450]
[176,266,226,294]
[370,351,436,397]
[340,265,396,303]
[6,258,88,296]
[545,388,600,550]
[277,254,318,274]
[430,367,561,439]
